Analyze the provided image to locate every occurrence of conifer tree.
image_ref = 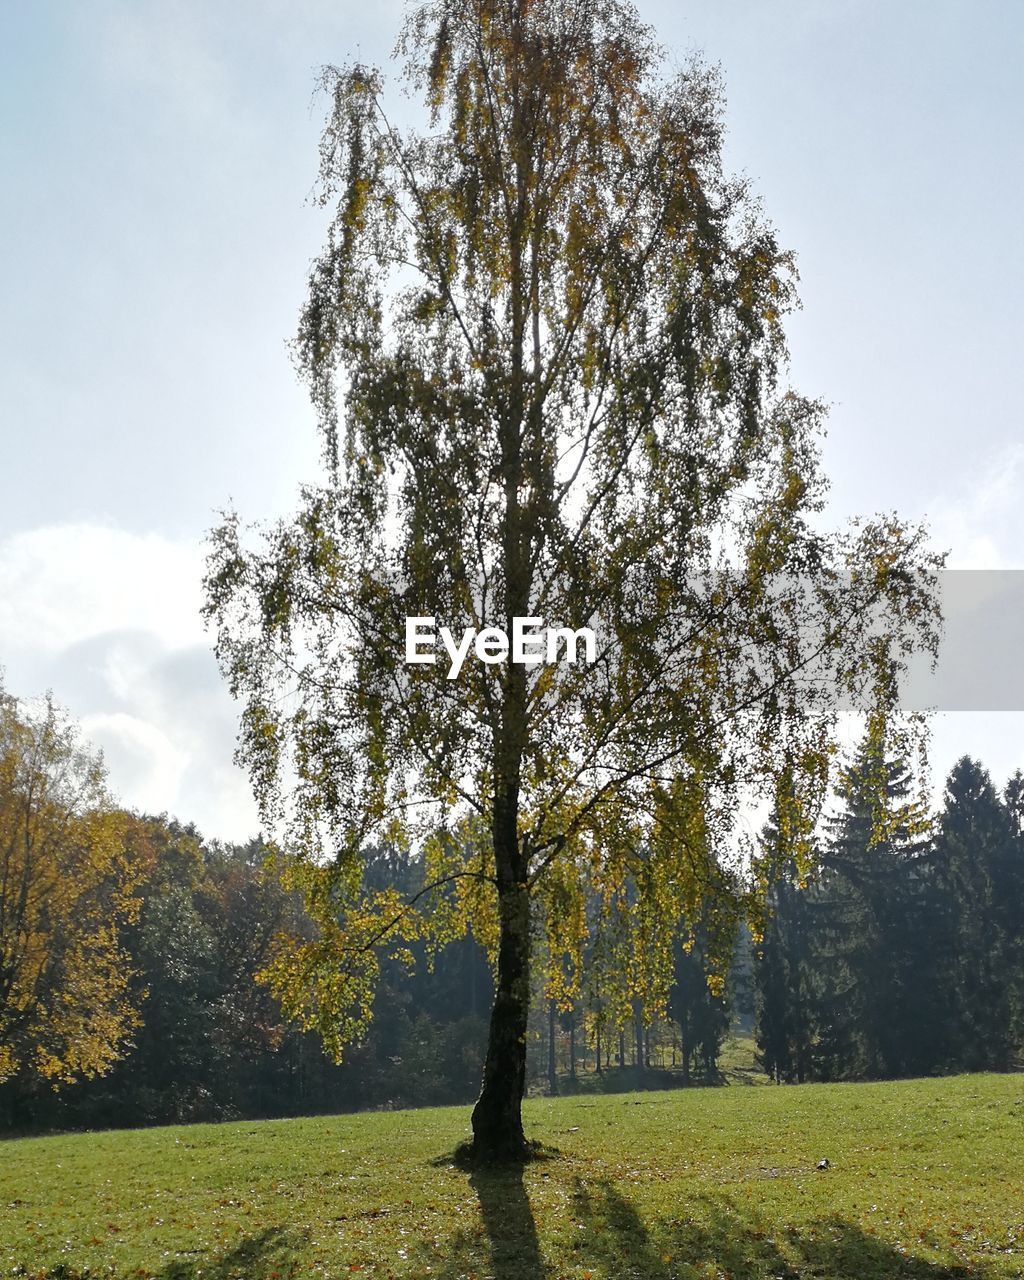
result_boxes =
[811,741,933,1079]
[932,757,1019,1070]
[753,807,815,1084]
[1004,769,1024,1047]
[669,919,731,1084]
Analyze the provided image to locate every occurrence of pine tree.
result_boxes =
[669,927,730,1084]
[1004,770,1024,1050]
[932,757,1018,1070]
[753,814,815,1084]
[810,741,933,1079]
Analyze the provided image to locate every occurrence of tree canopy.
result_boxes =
[0,684,147,1088]
[205,0,940,1158]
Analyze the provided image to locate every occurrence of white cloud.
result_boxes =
[80,712,190,813]
[907,445,1024,796]
[0,524,206,656]
[0,523,258,842]
[927,443,1024,569]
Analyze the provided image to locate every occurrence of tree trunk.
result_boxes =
[470,847,531,1159]
[595,1020,602,1074]
[569,1015,577,1081]
[467,175,536,1155]
[547,999,558,1096]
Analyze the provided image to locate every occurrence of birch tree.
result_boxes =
[205,0,940,1159]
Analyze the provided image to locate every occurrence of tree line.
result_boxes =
[0,675,735,1132]
[4,674,1019,1135]
[0,682,490,1131]
[755,747,1024,1084]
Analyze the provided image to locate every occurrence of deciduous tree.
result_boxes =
[205,0,940,1159]
[0,685,146,1088]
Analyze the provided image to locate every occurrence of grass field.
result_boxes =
[2,1072,1022,1279]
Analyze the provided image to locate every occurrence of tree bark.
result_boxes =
[468,121,534,1157]
[470,877,531,1158]
[470,786,531,1159]
[547,999,558,1095]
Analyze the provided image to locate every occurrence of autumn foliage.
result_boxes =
[0,685,148,1087]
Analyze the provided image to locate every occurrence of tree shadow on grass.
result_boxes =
[410,1156,547,1279]
[130,1172,994,1280]
[148,1225,308,1280]
[411,1163,991,1280]
[570,1177,987,1280]
[468,1163,545,1279]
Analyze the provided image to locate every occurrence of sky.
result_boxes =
[2,0,1023,841]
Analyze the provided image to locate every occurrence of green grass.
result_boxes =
[2,1073,1023,1278]
[716,1033,770,1086]
[535,1031,766,1096]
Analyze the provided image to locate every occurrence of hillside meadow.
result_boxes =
[2,1072,1022,1279]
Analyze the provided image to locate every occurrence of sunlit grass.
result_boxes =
[2,1072,1022,1278]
